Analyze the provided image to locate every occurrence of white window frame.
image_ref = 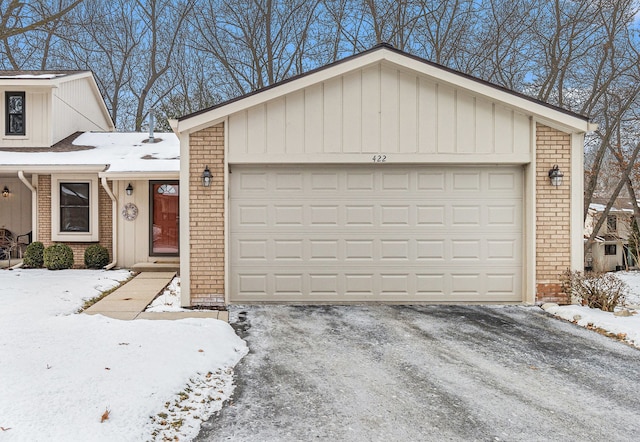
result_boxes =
[51,174,99,242]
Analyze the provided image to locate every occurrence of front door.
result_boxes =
[150,181,179,256]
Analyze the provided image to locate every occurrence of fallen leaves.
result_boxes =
[101,408,110,423]
[1,427,12,432]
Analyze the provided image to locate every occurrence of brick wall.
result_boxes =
[188,123,225,307]
[37,175,113,267]
[536,124,571,304]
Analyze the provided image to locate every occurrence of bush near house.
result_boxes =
[43,244,74,270]
[84,244,109,269]
[23,241,45,268]
[561,270,628,312]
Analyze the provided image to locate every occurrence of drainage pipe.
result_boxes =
[100,176,118,270]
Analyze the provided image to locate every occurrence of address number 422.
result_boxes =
[372,154,387,163]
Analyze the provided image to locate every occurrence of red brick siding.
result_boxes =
[37,175,113,267]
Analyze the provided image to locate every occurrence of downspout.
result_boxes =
[100,176,118,270]
[12,171,37,269]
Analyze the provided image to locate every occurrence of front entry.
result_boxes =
[150,181,179,256]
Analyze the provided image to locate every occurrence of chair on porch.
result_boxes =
[15,231,32,258]
[0,228,15,262]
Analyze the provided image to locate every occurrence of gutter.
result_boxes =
[18,171,37,242]
[100,176,118,270]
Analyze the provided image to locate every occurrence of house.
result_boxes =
[170,44,595,307]
[584,198,637,272]
[0,71,180,269]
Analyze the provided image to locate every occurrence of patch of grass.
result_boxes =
[77,272,138,313]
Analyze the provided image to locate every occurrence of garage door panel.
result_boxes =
[231,165,523,303]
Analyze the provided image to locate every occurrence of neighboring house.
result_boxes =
[0,71,179,268]
[584,199,637,272]
[171,44,594,307]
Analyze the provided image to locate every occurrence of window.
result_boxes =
[607,215,617,233]
[605,244,617,256]
[60,183,90,232]
[51,175,99,242]
[5,91,25,135]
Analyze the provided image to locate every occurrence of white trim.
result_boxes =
[100,177,118,269]
[571,132,585,271]
[228,153,532,165]
[224,118,230,305]
[99,171,179,180]
[0,165,107,173]
[525,121,537,304]
[179,132,191,307]
[51,174,99,242]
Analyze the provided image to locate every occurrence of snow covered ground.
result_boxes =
[2,268,639,441]
[0,269,247,441]
[543,270,640,349]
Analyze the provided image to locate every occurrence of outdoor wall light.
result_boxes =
[125,183,134,196]
[202,166,212,187]
[548,165,564,187]
[2,186,9,197]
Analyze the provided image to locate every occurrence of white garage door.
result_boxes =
[230,165,523,303]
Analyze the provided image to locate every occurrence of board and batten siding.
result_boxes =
[0,90,50,148]
[228,62,531,162]
[52,77,112,144]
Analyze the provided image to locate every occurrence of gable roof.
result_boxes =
[0,70,115,132]
[173,43,593,135]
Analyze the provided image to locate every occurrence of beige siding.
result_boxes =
[535,124,571,304]
[0,90,51,148]
[228,61,532,162]
[0,176,32,238]
[114,180,152,268]
[53,77,112,143]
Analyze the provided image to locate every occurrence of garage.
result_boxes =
[175,44,590,307]
[230,164,523,303]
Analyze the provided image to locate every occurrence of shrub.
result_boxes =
[43,244,74,270]
[84,244,110,269]
[561,270,628,312]
[23,241,44,268]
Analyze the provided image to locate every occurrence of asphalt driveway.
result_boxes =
[196,305,640,441]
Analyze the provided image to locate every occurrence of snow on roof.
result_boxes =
[589,202,635,213]
[1,132,179,173]
[0,74,65,79]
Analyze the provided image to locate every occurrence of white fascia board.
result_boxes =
[0,164,107,173]
[98,171,179,180]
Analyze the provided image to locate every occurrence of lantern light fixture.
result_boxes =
[202,166,212,187]
[125,183,134,196]
[548,165,564,187]
[2,186,9,197]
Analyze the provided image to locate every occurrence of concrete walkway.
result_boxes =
[84,272,228,321]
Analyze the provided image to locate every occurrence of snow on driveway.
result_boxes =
[0,269,247,441]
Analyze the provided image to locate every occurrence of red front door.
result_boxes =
[151,182,179,255]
